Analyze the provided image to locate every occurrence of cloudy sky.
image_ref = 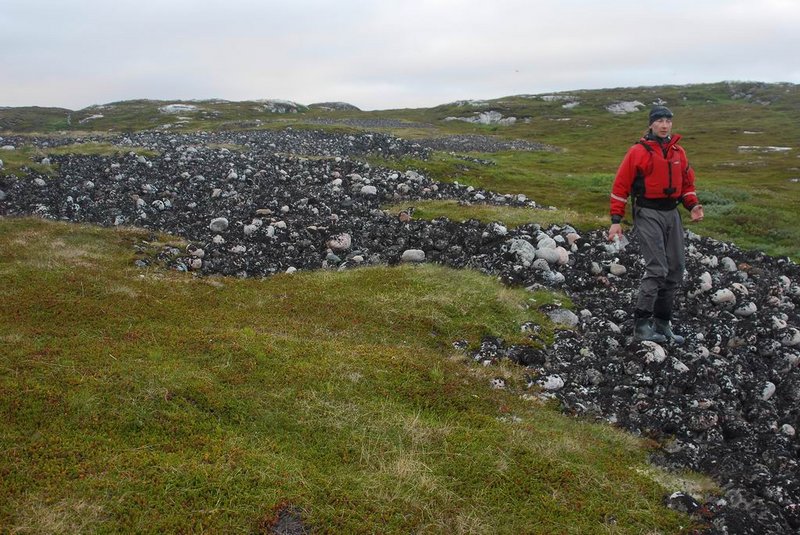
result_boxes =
[2,0,798,111]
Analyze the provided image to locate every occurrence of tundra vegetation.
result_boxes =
[1,81,796,532]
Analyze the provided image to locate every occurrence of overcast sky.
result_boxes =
[1,0,798,111]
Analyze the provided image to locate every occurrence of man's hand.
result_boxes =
[690,204,704,222]
[608,223,623,241]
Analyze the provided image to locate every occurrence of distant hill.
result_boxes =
[2,81,797,133]
[0,105,72,132]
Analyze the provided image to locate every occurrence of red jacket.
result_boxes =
[610,133,698,220]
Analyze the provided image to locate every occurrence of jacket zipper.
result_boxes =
[663,145,674,197]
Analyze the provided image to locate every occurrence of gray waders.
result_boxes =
[632,206,685,344]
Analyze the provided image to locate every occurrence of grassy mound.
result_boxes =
[0,217,703,533]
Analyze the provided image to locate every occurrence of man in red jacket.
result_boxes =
[608,106,704,344]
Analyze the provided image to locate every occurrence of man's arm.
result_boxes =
[608,146,638,240]
[680,151,699,211]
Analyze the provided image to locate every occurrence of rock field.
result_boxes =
[1,128,798,534]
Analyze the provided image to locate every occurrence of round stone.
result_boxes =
[209,217,229,232]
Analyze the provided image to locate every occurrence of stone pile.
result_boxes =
[0,132,539,276]
[475,229,800,534]
[1,128,798,534]
[413,134,553,153]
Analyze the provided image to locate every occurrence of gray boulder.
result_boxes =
[400,249,425,263]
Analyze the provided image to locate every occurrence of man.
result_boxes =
[608,106,704,344]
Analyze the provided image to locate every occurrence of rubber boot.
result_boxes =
[634,317,667,343]
[653,317,685,345]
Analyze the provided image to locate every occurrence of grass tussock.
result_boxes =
[0,217,705,533]
[0,142,159,180]
[45,142,160,159]
[384,199,605,230]
[0,146,56,177]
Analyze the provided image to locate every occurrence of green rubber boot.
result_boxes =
[634,317,667,343]
[653,318,685,345]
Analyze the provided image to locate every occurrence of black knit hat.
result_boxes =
[649,106,673,124]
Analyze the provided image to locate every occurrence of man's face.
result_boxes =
[650,117,672,138]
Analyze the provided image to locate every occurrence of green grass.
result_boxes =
[44,142,160,159]
[0,217,706,533]
[372,151,615,230]
[0,106,71,131]
[384,200,605,231]
[0,146,56,177]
